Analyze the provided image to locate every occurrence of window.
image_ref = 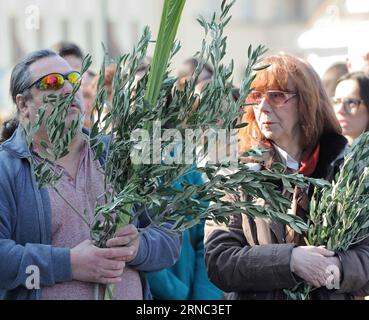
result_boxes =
[61,18,69,40]
[85,19,93,55]
[9,16,24,64]
[234,0,255,22]
[36,17,43,49]
[107,20,121,58]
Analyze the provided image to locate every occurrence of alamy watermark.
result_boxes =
[130,121,239,166]
[25,265,40,290]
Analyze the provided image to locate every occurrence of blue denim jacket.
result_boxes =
[0,126,181,300]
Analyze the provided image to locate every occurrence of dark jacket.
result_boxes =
[0,125,181,300]
[205,132,369,300]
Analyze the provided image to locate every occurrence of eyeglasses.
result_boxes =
[247,90,297,107]
[27,71,81,91]
[331,97,363,115]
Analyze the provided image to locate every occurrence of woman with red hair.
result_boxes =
[205,53,369,299]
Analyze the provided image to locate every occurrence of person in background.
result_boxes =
[322,62,348,98]
[135,56,152,86]
[176,58,213,92]
[332,72,369,145]
[346,44,369,74]
[83,64,117,128]
[205,53,369,300]
[54,42,96,127]
[53,41,86,71]
[83,57,152,129]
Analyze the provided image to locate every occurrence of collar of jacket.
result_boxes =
[242,131,347,178]
[1,125,31,159]
[309,132,348,179]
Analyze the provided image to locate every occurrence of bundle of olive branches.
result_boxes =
[24,0,327,300]
[285,132,369,300]
[87,0,322,242]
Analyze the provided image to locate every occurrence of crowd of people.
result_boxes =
[0,41,369,300]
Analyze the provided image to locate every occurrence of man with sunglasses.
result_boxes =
[0,49,180,300]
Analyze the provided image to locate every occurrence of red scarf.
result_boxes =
[298,144,320,176]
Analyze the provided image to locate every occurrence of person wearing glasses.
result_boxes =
[0,49,180,300]
[332,72,369,145]
[205,53,369,299]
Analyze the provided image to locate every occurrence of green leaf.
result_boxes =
[40,140,49,150]
[144,0,186,107]
[94,142,104,161]
[252,64,270,71]
[234,122,248,129]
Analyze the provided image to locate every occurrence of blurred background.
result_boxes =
[1,0,369,121]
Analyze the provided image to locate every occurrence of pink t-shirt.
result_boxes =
[41,141,143,300]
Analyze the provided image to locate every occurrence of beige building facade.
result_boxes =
[0,0,341,116]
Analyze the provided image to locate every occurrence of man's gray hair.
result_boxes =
[10,49,58,103]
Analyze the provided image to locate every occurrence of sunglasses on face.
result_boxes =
[247,90,297,108]
[27,71,81,91]
[331,97,363,115]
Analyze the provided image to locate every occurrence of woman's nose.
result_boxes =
[258,96,272,112]
[335,102,347,115]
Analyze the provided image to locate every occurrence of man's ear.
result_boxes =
[15,93,30,119]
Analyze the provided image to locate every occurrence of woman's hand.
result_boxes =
[290,246,341,288]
